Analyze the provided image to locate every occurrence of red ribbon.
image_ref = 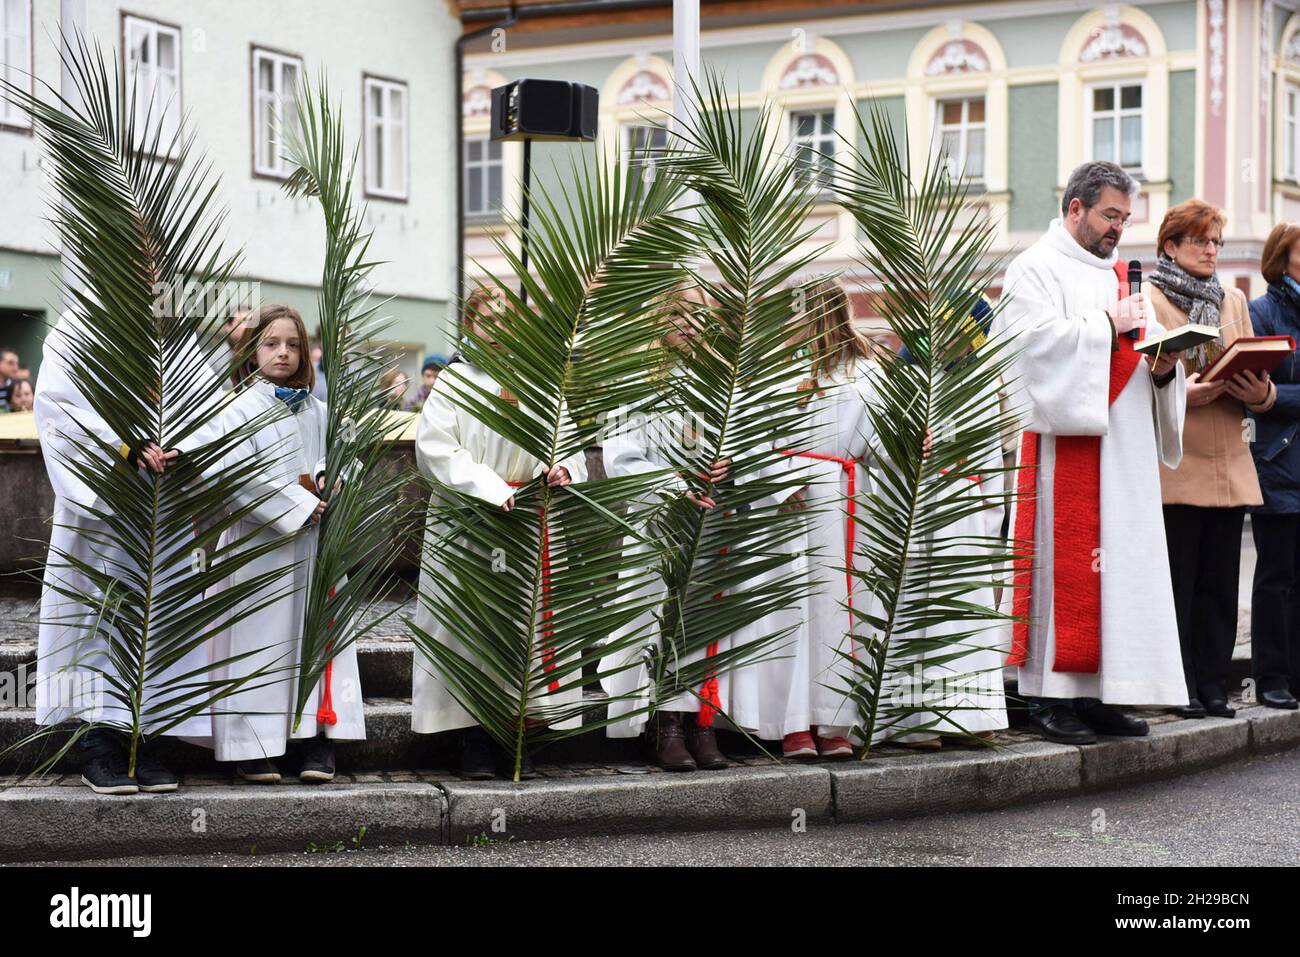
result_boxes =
[508,480,560,693]
[1006,259,1143,673]
[316,585,338,726]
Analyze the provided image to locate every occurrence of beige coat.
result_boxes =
[1151,284,1263,508]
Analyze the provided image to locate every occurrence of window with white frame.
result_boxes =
[123,14,181,157]
[1285,83,1299,183]
[464,134,502,218]
[790,109,836,189]
[252,47,302,178]
[364,75,408,200]
[933,96,985,182]
[1,0,31,131]
[623,123,668,177]
[1088,82,1143,172]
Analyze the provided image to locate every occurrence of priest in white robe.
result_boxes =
[993,161,1189,745]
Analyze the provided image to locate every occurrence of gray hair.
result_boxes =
[1060,161,1139,217]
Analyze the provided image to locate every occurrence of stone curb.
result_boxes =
[0,783,444,863]
[1,704,1296,861]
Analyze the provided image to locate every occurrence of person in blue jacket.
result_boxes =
[1246,222,1300,710]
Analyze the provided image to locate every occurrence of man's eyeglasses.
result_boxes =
[1180,236,1225,251]
[1089,207,1132,228]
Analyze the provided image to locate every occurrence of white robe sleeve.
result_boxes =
[220,398,321,535]
[602,405,687,494]
[553,400,589,483]
[996,257,1114,436]
[414,378,514,507]
[1150,360,1187,469]
[34,325,129,510]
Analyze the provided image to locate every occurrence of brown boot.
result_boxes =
[650,711,696,771]
[685,714,729,770]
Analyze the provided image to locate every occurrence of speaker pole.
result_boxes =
[519,137,532,307]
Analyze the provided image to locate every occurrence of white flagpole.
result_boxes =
[60,0,88,312]
[672,0,699,221]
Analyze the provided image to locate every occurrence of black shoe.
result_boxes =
[458,727,496,780]
[235,758,282,783]
[79,742,138,796]
[490,738,539,781]
[300,736,336,783]
[134,741,179,793]
[1026,704,1097,745]
[1260,689,1300,710]
[1076,701,1149,737]
[1202,698,1236,718]
[1172,698,1207,719]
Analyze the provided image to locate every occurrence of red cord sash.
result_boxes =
[316,586,338,726]
[1006,259,1143,673]
[508,480,560,693]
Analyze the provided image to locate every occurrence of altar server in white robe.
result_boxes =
[993,161,1188,745]
[722,281,867,758]
[412,285,587,780]
[600,286,766,772]
[35,309,221,794]
[880,301,1010,750]
[207,304,365,783]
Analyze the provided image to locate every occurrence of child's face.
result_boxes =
[255,318,302,385]
[422,367,437,389]
[11,380,33,411]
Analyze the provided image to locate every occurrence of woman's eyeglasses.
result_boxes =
[1181,236,1225,251]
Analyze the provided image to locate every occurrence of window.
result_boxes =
[790,110,835,189]
[464,134,502,218]
[1,0,31,131]
[623,123,668,177]
[252,47,302,178]
[1285,84,1299,183]
[364,75,408,200]
[123,14,182,158]
[1088,82,1143,171]
[933,97,985,182]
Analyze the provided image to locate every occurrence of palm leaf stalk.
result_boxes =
[1,34,309,776]
[833,102,1022,756]
[408,142,704,780]
[640,73,830,723]
[281,75,409,733]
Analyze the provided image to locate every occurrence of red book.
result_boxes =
[1200,335,1295,383]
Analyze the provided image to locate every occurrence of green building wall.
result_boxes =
[1008,83,1060,232]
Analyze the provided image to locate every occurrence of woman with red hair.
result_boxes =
[1149,200,1269,719]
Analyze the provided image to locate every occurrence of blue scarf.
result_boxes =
[274,385,309,413]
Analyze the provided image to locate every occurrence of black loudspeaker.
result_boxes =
[490,79,598,142]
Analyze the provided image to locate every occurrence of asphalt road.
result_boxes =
[16,745,1298,868]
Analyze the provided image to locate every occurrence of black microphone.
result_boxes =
[1127,258,1143,340]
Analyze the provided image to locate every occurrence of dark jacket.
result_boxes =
[1247,284,1300,512]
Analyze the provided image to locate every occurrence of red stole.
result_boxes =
[1006,260,1144,673]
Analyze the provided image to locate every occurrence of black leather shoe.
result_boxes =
[458,726,496,780]
[1026,704,1097,745]
[1260,689,1300,710]
[1076,701,1149,736]
[1203,698,1236,718]
[1172,698,1207,719]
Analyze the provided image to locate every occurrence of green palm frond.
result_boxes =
[1,33,309,775]
[833,102,1022,755]
[281,74,409,731]
[628,72,832,722]
[408,144,699,780]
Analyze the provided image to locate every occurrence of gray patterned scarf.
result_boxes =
[1149,256,1225,372]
